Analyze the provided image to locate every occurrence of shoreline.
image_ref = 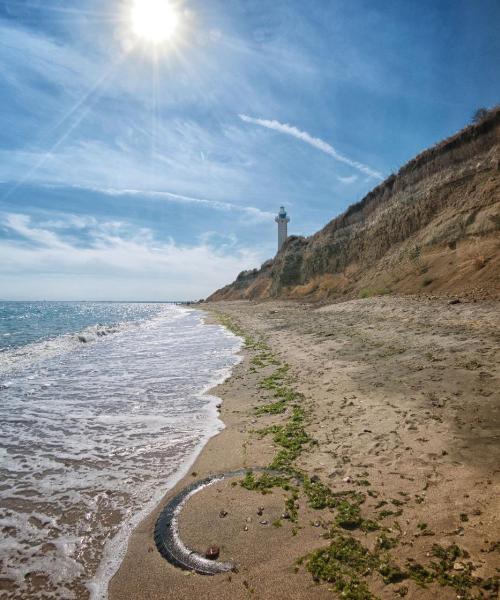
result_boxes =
[110,297,500,600]
[89,309,241,599]
[90,391,227,600]
[0,304,242,600]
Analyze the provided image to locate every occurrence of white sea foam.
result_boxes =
[0,305,242,599]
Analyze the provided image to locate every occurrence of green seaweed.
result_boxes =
[255,399,288,415]
[378,562,407,584]
[401,544,500,597]
[305,534,378,600]
[375,532,399,550]
[335,499,363,529]
[260,365,290,389]
[359,519,379,532]
[239,471,290,494]
[377,509,403,519]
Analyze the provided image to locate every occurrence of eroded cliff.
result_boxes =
[209,109,500,302]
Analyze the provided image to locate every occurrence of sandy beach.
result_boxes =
[110,296,500,600]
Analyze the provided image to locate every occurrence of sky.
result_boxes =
[0,0,499,300]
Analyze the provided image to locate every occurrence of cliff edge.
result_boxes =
[208,108,500,302]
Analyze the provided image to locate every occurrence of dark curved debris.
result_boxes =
[154,468,283,575]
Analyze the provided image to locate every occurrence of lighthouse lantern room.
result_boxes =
[275,206,290,253]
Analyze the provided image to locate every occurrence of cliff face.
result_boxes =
[208,109,500,302]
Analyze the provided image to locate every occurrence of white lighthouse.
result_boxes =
[275,206,290,253]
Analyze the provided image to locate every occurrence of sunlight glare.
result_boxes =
[131,0,179,44]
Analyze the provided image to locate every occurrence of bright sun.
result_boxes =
[131,0,179,44]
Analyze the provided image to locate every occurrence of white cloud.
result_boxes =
[0,213,264,301]
[4,213,67,248]
[87,186,274,223]
[337,175,358,184]
[239,114,384,180]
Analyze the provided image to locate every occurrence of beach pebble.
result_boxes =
[205,546,220,560]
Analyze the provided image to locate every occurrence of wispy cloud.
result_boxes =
[0,212,264,300]
[86,186,274,223]
[337,175,358,184]
[239,114,384,180]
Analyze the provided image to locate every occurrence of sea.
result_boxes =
[0,301,242,599]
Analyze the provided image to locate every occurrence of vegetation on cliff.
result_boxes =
[208,107,499,302]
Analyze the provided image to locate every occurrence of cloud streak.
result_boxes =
[86,186,274,223]
[239,114,384,180]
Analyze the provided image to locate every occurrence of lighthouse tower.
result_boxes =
[275,206,290,253]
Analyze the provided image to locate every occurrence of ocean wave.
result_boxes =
[0,304,242,599]
[0,304,185,376]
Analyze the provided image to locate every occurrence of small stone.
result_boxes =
[448,298,461,305]
[244,525,249,531]
[313,521,321,527]
[219,510,228,518]
[257,506,264,516]
[281,512,291,520]
[205,546,220,560]
[453,562,465,571]
[310,475,320,483]
[259,520,268,525]
[246,517,252,523]
[342,476,352,483]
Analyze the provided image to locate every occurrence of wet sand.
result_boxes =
[110,297,500,599]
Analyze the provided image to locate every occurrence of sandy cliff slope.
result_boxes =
[208,108,500,302]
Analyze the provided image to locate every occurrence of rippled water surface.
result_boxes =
[0,302,241,599]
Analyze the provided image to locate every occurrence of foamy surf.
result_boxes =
[0,303,242,599]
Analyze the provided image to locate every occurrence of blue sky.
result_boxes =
[0,0,498,300]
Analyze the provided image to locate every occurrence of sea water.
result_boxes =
[0,302,241,599]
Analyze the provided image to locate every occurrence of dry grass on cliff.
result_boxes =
[208,107,500,304]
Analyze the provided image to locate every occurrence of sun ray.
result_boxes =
[1,48,135,201]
